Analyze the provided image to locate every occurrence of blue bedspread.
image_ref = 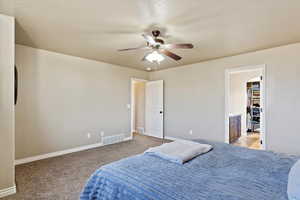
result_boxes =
[80,140,298,200]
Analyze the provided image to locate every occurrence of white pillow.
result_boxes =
[145,140,212,164]
[288,160,300,200]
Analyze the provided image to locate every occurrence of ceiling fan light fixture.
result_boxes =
[145,51,164,63]
[118,30,194,65]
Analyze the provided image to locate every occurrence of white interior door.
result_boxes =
[145,80,164,138]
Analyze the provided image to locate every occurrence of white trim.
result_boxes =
[130,79,135,138]
[225,68,230,144]
[0,185,16,198]
[144,132,163,139]
[165,136,186,142]
[124,136,133,141]
[260,67,267,150]
[225,64,266,150]
[15,142,104,165]
[15,134,135,165]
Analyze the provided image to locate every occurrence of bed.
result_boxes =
[80,140,298,200]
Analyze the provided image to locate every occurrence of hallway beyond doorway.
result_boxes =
[225,64,266,150]
[232,132,261,150]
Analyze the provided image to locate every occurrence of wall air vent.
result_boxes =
[102,134,125,145]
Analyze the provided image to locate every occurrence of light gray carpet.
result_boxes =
[4,134,167,200]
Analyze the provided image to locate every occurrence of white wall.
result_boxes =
[0,0,14,16]
[230,70,261,134]
[15,45,148,159]
[150,42,300,155]
[0,14,15,191]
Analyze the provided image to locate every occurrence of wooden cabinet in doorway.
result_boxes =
[229,115,241,143]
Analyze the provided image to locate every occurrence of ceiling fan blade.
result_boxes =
[162,43,194,49]
[160,49,182,61]
[142,34,156,45]
[118,46,149,51]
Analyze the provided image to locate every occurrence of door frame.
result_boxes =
[130,78,148,139]
[224,64,266,150]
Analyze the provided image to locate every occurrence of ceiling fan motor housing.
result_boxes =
[152,30,161,37]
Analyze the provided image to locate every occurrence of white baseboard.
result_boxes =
[15,142,104,165]
[15,134,135,165]
[124,136,133,141]
[0,185,16,198]
[142,133,186,141]
[144,132,163,139]
[165,136,186,141]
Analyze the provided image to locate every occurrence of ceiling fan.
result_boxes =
[118,30,194,64]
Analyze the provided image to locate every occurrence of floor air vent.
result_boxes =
[102,134,125,145]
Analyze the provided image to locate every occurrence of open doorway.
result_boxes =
[130,78,164,139]
[225,65,266,150]
[131,79,147,138]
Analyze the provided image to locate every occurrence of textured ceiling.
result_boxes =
[2,0,300,71]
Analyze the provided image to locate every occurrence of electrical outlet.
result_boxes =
[189,130,193,135]
[87,133,91,139]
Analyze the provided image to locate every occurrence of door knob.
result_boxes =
[160,111,163,114]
